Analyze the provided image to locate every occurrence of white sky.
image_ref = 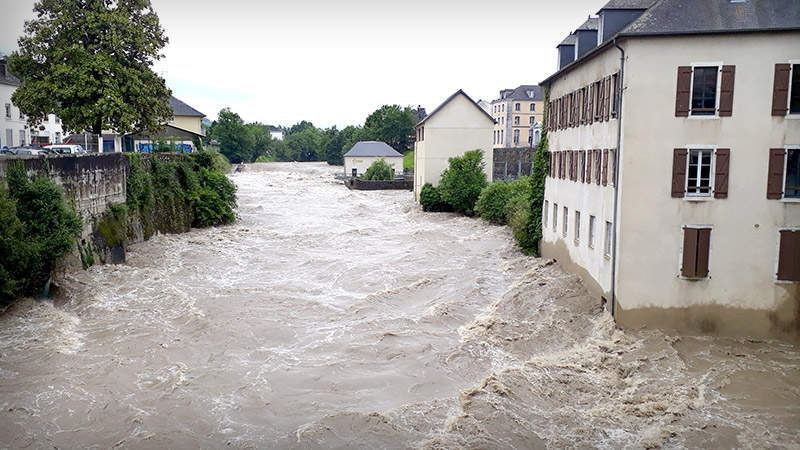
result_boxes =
[0,0,603,128]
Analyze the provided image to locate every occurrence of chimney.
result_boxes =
[556,33,577,70]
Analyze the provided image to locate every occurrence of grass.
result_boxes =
[403,150,414,170]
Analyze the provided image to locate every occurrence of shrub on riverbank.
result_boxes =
[362,159,394,181]
[475,182,514,224]
[0,163,81,305]
[438,150,487,215]
[419,184,452,212]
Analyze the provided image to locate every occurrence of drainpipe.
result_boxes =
[609,38,625,318]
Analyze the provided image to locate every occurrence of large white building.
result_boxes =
[1,59,64,149]
[413,90,495,200]
[540,0,800,341]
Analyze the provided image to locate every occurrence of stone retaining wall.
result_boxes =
[344,178,413,191]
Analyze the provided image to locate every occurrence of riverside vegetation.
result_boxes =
[419,148,543,254]
[0,150,237,306]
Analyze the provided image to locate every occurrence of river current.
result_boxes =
[0,162,798,448]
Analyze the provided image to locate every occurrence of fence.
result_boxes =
[493,147,535,181]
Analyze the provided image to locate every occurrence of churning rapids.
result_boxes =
[0,162,798,449]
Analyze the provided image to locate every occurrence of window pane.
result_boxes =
[691,66,717,115]
[791,65,800,115]
[786,149,800,198]
[687,149,712,195]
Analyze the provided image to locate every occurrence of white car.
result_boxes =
[45,144,85,155]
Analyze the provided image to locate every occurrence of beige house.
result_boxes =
[343,141,403,177]
[413,90,495,200]
[127,96,205,152]
[540,0,800,341]
[491,85,544,148]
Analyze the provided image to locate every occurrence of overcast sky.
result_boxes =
[0,0,603,128]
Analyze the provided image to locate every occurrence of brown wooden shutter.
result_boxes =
[772,64,791,116]
[585,150,591,182]
[580,151,586,183]
[675,66,692,117]
[588,84,594,125]
[605,76,612,121]
[767,148,786,199]
[602,149,609,186]
[595,149,602,185]
[561,151,566,179]
[777,230,800,281]
[695,228,711,278]
[681,227,698,277]
[719,66,735,117]
[714,148,730,198]
[672,148,688,197]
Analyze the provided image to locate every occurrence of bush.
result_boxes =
[255,155,277,163]
[195,149,232,174]
[362,159,395,181]
[507,193,532,246]
[475,182,513,224]
[419,183,452,212]
[438,150,487,215]
[1,163,81,304]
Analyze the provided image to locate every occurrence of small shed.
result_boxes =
[343,141,404,178]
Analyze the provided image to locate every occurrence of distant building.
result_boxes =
[540,0,800,340]
[0,58,64,148]
[343,141,404,178]
[491,85,544,148]
[413,90,495,200]
[477,99,492,114]
[125,96,206,152]
[269,125,283,140]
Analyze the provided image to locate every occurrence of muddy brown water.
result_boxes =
[0,162,798,449]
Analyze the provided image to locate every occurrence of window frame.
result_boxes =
[787,60,800,119]
[553,203,558,232]
[775,227,800,283]
[679,225,714,280]
[530,103,535,112]
[513,129,520,145]
[782,145,800,201]
[544,200,549,227]
[562,206,568,237]
[588,215,596,249]
[515,103,520,111]
[604,221,613,258]
[574,210,581,244]
[688,62,723,119]
[684,145,716,199]
[514,116,520,126]
[4,104,10,119]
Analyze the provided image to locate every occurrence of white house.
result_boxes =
[540,0,800,341]
[413,90,495,200]
[1,59,64,148]
[343,141,403,177]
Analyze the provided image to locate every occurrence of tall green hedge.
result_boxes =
[520,89,550,255]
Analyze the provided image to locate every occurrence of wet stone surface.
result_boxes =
[0,162,798,448]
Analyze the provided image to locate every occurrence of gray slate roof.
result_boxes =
[169,96,205,117]
[599,0,657,10]
[621,0,800,35]
[0,60,21,87]
[499,85,545,102]
[343,141,403,158]
[577,17,600,31]
[558,33,577,46]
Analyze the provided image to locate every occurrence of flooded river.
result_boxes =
[1,162,798,448]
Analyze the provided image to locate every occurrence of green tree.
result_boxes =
[340,126,366,157]
[521,91,551,255]
[362,159,394,180]
[287,120,315,136]
[209,108,255,163]
[285,127,322,161]
[363,105,417,152]
[8,0,172,139]
[438,150,487,215]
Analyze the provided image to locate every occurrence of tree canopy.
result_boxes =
[363,105,417,152]
[8,0,173,135]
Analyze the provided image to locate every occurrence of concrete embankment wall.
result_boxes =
[0,153,189,268]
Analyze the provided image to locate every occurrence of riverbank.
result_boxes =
[0,163,797,448]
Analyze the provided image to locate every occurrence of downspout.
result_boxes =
[610,38,625,318]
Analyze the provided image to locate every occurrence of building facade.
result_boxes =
[1,59,63,148]
[343,141,404,178]
[541,0,800,341]
[491,85,544,148]
[414,90,495,200]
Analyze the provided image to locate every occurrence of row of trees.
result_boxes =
[207,105,419,165]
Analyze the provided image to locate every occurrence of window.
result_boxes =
[502,104,505,112]
[544,200,549,226]
[611,72,619,118]
[553,203,558,232]
[530,103,535,112]
[791,64,800,115]
[515,103,520,111]
[513,130,519,145]
[19,130,25,145]
[604,221,613,257]
[785,148,800,198]
[562,207,568,237]
[777,229,800,281]
[681,227,711,278]
[608,149,616,186]
[514,116,520,126]
[686,149,713,196]
[588,216,596,248]
[54,116,60,124]
[574,211,581,243]
[4,104,9,119]
[691,66,718,116]
[529,116,535,125]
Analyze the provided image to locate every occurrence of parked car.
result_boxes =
[11,147,45,156]
[45,144,86,155]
